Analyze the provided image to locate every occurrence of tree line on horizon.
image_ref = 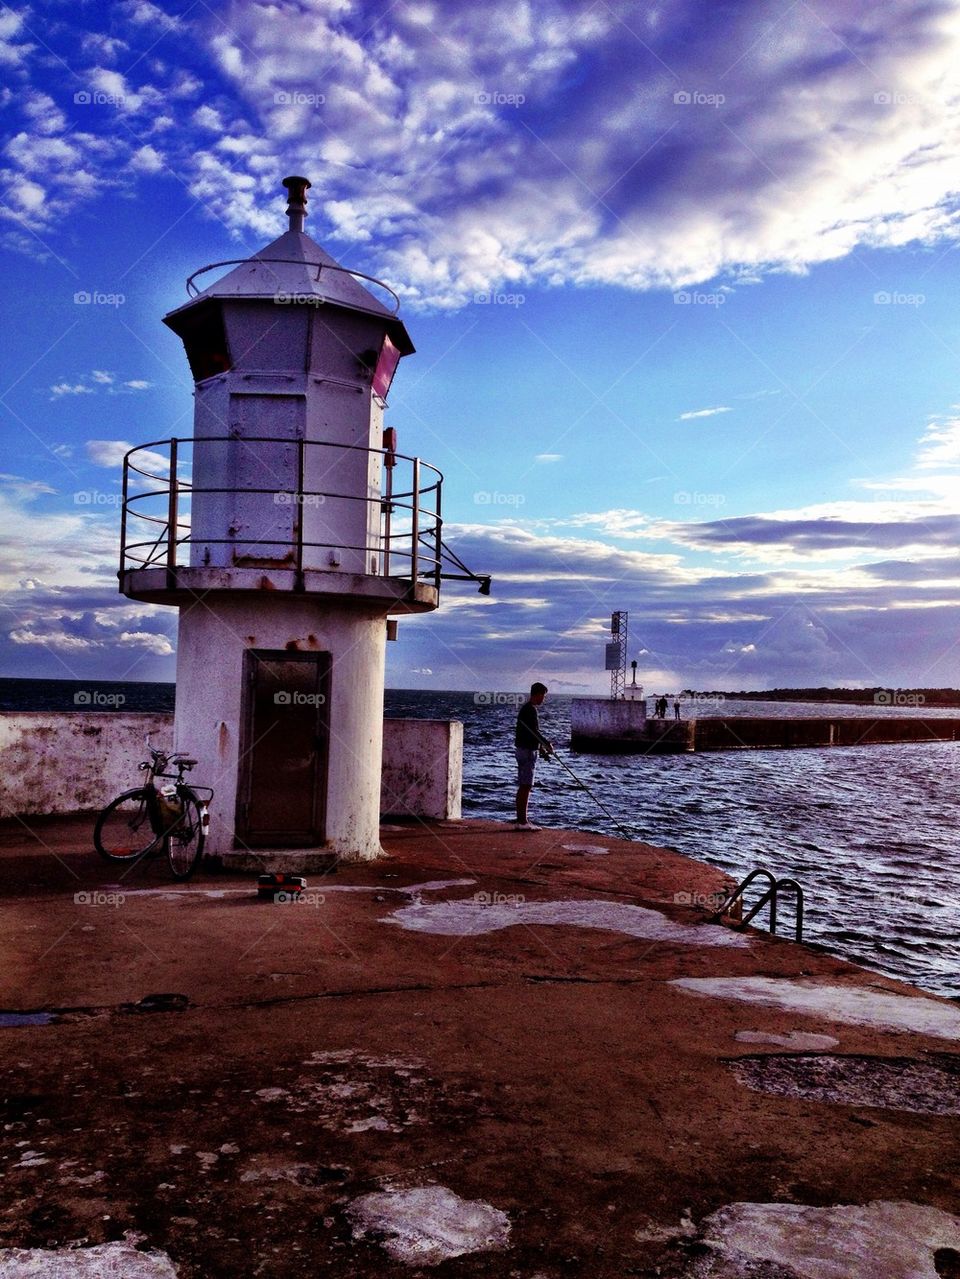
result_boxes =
[684,686,960,705]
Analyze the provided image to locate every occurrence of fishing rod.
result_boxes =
[545,749,638,843]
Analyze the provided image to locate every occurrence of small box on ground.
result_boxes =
[257,873,307,901]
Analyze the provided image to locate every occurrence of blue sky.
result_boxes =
[3,0,960,694]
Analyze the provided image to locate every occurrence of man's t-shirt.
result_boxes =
[515,701,542,749]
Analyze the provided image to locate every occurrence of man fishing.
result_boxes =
[514,681,554,830]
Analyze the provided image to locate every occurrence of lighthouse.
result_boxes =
[119,177,442,864]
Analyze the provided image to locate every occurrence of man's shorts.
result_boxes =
[515,747,539,787]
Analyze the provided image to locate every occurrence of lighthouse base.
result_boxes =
[205,847,344,875]
[174,593,392,865]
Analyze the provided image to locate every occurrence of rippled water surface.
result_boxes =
[386,692,960,999]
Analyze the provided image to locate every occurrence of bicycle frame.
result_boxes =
[138,750,213,846]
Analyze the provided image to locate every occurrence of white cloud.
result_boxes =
[121,0,185,31]
[86,438,169,475]
[130,144,164,174]
[81,32,128,61]
[915,416,960,469]
[23,92,66,135]
[192,104,225,131]
[535,453,563,463]
[0,473,55,499]
[9,629,102,652]
[119,630,174,655]
[48,375,152,402]
[170,71,200,97]
[50,382,94,399]
[175,0,960,308]
[678,407,732,421]
[4,0,960,313]
[86,439,132,467]
[89,66,138,109]
[0,8,33,68]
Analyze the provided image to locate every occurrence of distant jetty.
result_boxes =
[571,715,960,754]
[694,685,960,708]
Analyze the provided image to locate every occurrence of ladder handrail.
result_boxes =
[710,867,804,942]
[712,867,776,918]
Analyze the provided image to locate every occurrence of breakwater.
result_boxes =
[571,715,960,753]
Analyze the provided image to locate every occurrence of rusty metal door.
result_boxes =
[237,649,329,847]
[229,393,305,565]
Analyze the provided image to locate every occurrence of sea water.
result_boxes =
[386,690,960,1000]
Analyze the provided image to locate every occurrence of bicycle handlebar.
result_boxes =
[141,748,196,774]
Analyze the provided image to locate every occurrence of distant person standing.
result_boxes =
[515,682,553,830]
[674,696,681,720]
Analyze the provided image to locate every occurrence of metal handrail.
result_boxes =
[119,436,443,591]
[710,867,804,942]
[183,258,403,314]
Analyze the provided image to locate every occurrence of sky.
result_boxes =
[3,0,960,695]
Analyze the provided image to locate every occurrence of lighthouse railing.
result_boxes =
[120,436,443,592]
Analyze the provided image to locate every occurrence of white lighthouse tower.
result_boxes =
[119,177,442,864]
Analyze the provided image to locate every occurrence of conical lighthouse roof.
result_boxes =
[164,178,413,354]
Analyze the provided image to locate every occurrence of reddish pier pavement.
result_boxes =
[1,815,959,1277]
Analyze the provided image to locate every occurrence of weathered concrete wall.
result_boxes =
[0,712,174,818]
[381,719,463,820]
[570,697,648,750]
[693,716,960,751]
[0,712,463,822]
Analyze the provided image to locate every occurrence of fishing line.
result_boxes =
[546,751,639,843]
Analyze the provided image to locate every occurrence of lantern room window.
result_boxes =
[372,334,402,400]
[172,300,232,382]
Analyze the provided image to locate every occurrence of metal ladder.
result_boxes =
[710,867,804,942]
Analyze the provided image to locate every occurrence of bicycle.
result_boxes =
[94,745,214,881]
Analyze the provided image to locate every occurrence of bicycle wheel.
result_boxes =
[94,788,160,863]
[166,791,205,881]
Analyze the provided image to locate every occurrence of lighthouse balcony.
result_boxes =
[118,436,443,613]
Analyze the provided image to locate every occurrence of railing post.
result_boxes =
[383,450,393,577]
[166,438,178,574]
[410,457,420,583]
[295,436,305,590]
[433,476,442,592]
[119,451,129,576]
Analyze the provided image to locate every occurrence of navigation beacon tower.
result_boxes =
[119,177,443,863]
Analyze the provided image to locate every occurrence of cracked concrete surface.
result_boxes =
[730,1052,960,1115]
[1,815,958,1278]
[684,1200,960,1278]
[346,1184,511,1264]
[672,975,960,1039]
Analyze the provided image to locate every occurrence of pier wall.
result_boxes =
[380,718,463,820]
[570,696,650,751]
[692,716,960,751]
[569,713,960,754]
[0,712,462,821]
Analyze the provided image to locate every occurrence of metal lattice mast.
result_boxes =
[607,611,627,699]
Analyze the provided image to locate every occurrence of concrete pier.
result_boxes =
[569,695,647,750]
[572,714,960,754]
[1,815,959,1276]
